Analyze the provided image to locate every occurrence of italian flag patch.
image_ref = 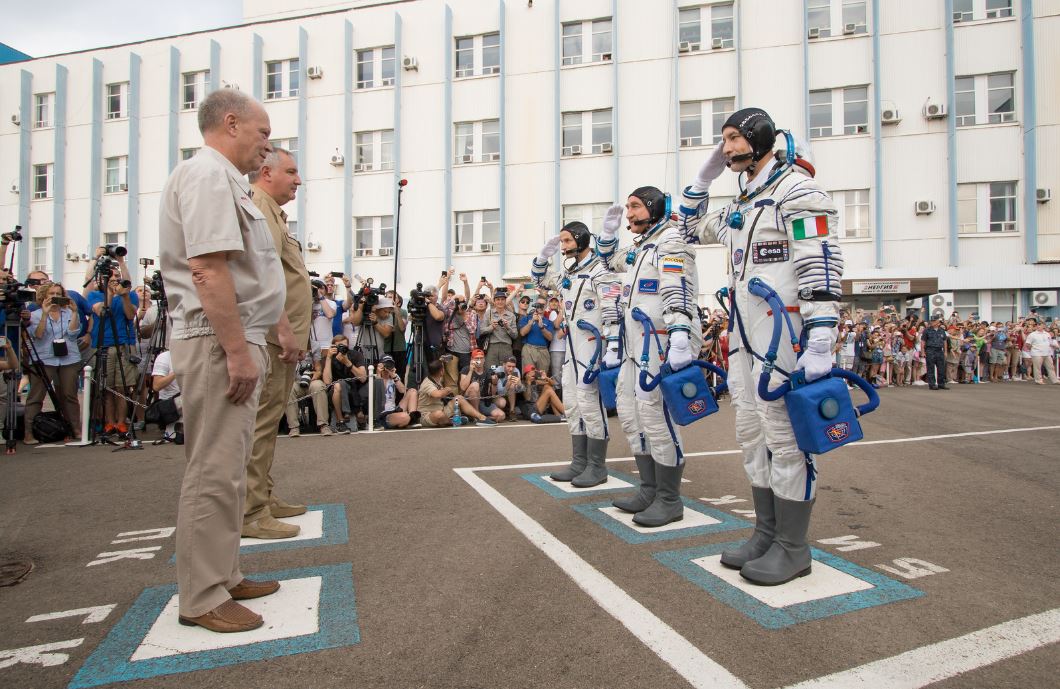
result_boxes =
[791,215,829,240]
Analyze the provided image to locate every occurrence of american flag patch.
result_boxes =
[660,257,685,273]
[604,283,622,298]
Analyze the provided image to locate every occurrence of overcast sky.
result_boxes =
[2,0,244,58]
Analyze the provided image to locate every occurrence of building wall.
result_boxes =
[1,0,1058,323]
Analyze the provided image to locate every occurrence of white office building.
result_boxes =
[1,0,1058,321]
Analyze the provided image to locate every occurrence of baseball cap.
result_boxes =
[505,355,517,364]
[379,355,395,367]
[522,364,536,374]
[374,297,394,309]
[471,348,485,359]
[844,320,854,326]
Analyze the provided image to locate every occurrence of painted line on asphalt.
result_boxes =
[781,607,1060,689]
[454,466,749,689]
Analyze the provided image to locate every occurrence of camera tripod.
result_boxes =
[404,320,427,389]
[86,286,143,451]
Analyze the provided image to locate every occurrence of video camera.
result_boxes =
[0,280,38,317]
[147,270,166,303]
[408,282,428,324]
[353,278,386,311]
[91,245,132,290]
[1,225,23,243]
[311,278,327,302]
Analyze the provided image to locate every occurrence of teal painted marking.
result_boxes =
[520,470,641,499]
[69,563,360,688]
[572,498,751,544]
[653,543,924,629]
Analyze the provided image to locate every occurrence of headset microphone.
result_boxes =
[727,152,753,167]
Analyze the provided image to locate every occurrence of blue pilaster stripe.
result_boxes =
[1021,0,1038,264]
[252,34,263,101]
[17,71,30,277]
[611,0,619,205]
[52,64,67,277]
[802,0,811,144]
[872,0,883,269]
[735,0,743,109]
[89,59,103,253]
[297,27,308,244]
[167,48,180,173]
[671,0,680,195]
[127,53,141,265]
[553,0,561,236]
[944,0,958,267]
[344,20,354,276]
[444,4,453,267]
[498,0,507,276]
[209,40,220,94]
[393,13,402,286]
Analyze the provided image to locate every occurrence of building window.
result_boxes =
[34,93,53,128]
[991,289,1017,322]
[985,0,1013,19]
[106,83,128,120]
[808,0,867,37]
[265,59,299,100]
[454,120,501,164]
[562,18,612,65]
[269,137,299,165]
[952,290,979,321]
[354,130,394,172]
[33,163,52,199]
[181,147,199,161]
[482,120,500,161]
[104,156,128,193]
[354,215,394,257]
[956,0,1013,21]
[809,86,870,138]
[103,231,127,247]
[32,237,51,273]
[836,189,870,239]
[453,209,500,253]
[955,72,1016,127]
[953,0,974,22]
[455,32,501,78]
[808,0,832,37]
[958,181,1018,234]
[356,46,395,89]
[841,0,868,33]
[182,70,210,110]
[286,220,298,237]
[680,98,735,147]
[562,203,612,234]
[677,4,735,51]
[561,109,612,156]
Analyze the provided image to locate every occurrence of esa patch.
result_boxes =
[638,278,659,294]
[751,240,790,264]
[732,248,744,265]
[660,257,685,274]
[583,298,596,311]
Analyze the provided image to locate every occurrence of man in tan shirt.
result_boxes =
[159,89,297,633]
[242,148,313,538]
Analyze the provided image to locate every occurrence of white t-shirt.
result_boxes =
[382,379,398,412]
[1026,331,1056,357]
[840,333,855,357]
[310,298,337,351]
[151,351,181,400]
[548,311,566,353]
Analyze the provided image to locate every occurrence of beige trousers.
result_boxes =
[173,336,268,617]
[245,343,296,523]
[1031,355,1058,383]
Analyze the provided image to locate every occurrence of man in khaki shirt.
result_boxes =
[242,148,313,538]
[159,89,297,633]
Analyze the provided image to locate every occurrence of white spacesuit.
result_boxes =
[598,186,703,527]
[533,222,622,487]
[682,108,842,584]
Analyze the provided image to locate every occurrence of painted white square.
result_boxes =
[691,554,874,608]
[543,475,635,493]
[130,576,322,660]
[239,509,323,546]
[598,506,721,534]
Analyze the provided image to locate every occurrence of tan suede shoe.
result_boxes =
[241,514,300,539]
[228,578,280,600]
[269,496,308,518]
[178,599,263,633]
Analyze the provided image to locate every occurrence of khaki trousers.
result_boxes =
[1031,355,1059,383]
[173,336,268,617]
[245,343,295,523]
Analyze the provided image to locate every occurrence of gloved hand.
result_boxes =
[666,330,693,371]
[603,340,621,368]
[691,140,727,193]
[537,235,562,263]
[600,204,624,242]
[795,328,837,382]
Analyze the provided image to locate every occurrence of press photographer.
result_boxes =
[23,283,83,444]
[480,289,518,370]
[323,334,367,433]
[86,251,140,437]
[285,352,332,437]
[459,349,507,423]
[310,277,338,354]
[347,282,394,364]
[368,354,419,429]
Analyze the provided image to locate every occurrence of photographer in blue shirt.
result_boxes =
[86,274,140,435]
[517,295,555,375]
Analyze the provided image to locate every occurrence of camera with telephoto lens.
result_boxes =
[336,343,349,355]
[1,225,23,243]
[408,282,428,324]
[94,256,132,289]
[104,243,127,259]
[353,279,386,311]
[147,270,166,302]
[490,365,504,376]
[0,280,38,317]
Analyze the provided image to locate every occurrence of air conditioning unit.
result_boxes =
[402,56,418,71]
[306,239,322,252]
[712,37,724,49]
[881,101,901,124]
[66,251,81,262]
[378,247,394,256]
[929,292,954,310]
[1037,188,1052,203]
[222,81,240,90]
[119,183,128,192]
[680,136,695,147]
[307,66,324,79]
[905,297,924,309]
[10,114,20,126]
[678,41,693,53]
[330,152,345,167]
[808,27,821,40]
[487,152,500,161]
[923,99,947,119]
[914,200,936,215]
[461,154,474,163]
[480,243,497,252]
[601,52,612,61]
[570,144,582,155]
[353,162,365,172]
[952,11,965,23]
[10,182,19,194]
[600,142,613,153]
[1031,290,1058,307]
[843,23,857,35]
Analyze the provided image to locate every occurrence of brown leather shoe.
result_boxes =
[228,578,280,600]
[269,496,307,518]
[178,599,263,633]
[241,514,300,539]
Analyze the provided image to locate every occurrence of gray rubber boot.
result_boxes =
[612,454,655,513]
[549,434,588,482]
[720,486,776,569]
[632,462,684,527]
[571,437,609,487]
[740,496,815,586]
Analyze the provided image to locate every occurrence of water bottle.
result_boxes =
[530,412,542,423]
[452,414,463,427]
